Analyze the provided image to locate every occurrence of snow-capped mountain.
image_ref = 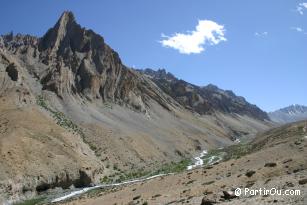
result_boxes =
[269,104,307,124]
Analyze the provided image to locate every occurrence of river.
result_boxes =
[52,149,219,203]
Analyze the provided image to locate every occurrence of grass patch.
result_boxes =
[14,197,46,205]
[222,143,252,160]
[100,169,152,184]
[153,159,191,174]
[100,175,114,184]
[100,159,191,184]
[117,170,150,182]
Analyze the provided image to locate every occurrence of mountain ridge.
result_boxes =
[269,104,307,124]
[139,68,269,121]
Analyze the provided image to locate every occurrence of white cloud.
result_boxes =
[160,20,226,54]
[291,27,307,34]
[291,27,303,32]
[297,2,307,15]
[291,27,306,34]
[255,31,268,37]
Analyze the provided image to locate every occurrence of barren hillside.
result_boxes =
[54,121,307,205]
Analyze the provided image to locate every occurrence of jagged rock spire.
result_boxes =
[39,11,80,53]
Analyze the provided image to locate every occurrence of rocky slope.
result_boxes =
[139,68,269,121]
[54,121,307,205]
[2,12,175,113]
[269,104,307,124]
[0,11,272,203]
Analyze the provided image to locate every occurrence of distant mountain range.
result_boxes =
[139,68,269,121]
[269,104,307,124]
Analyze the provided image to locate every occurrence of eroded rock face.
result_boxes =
[140,68,269,121]
[1,12,174,113]
[35,169,92,193]
[36,12,173,112]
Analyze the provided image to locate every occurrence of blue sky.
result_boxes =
[0,0,306,111]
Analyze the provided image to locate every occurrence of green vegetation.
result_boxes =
[201,154,224,166]
[14,197,46,205]
[222,143,252,160]
[153,159,191,174]
[100,169,151,184]
[101,175,113,184]
[86,188,104,198]
[100,159,191,184]
[36,96,83,134]
[200,143,253,166]
[36,95,98,154]
[116,169,151,183]
[36,95,48,109]
[200,148,225,166]
[103,102,113,109]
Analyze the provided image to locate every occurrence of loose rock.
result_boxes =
[298,178,307,185]
[221,190,237,200]
[245,170,256,177]
[201,197,215,205]
[264,162,277,167]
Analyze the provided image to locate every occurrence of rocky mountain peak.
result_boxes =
[31,11,172,112]
[141,68,176,81]
[39,11,105,57]
[53,11,77,37]
[59,11,76,23]
[280,104,307,114]
[203,84,219,91]
[51,11,77,32]
[269,104,307,124]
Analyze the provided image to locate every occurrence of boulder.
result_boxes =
[221,190,237,200]
[200,197,215,205]
[245,170,256,177]
[298,178,307,185]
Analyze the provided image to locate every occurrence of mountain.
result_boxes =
[0,11,272,203]
[139,68,269,121]
[4,12,174,113]
[269,104,307,124]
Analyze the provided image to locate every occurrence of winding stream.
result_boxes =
[186,150,208,170]
[51,149,221,203]
[51,173,170,203]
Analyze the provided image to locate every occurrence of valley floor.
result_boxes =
[49,122,307,205]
